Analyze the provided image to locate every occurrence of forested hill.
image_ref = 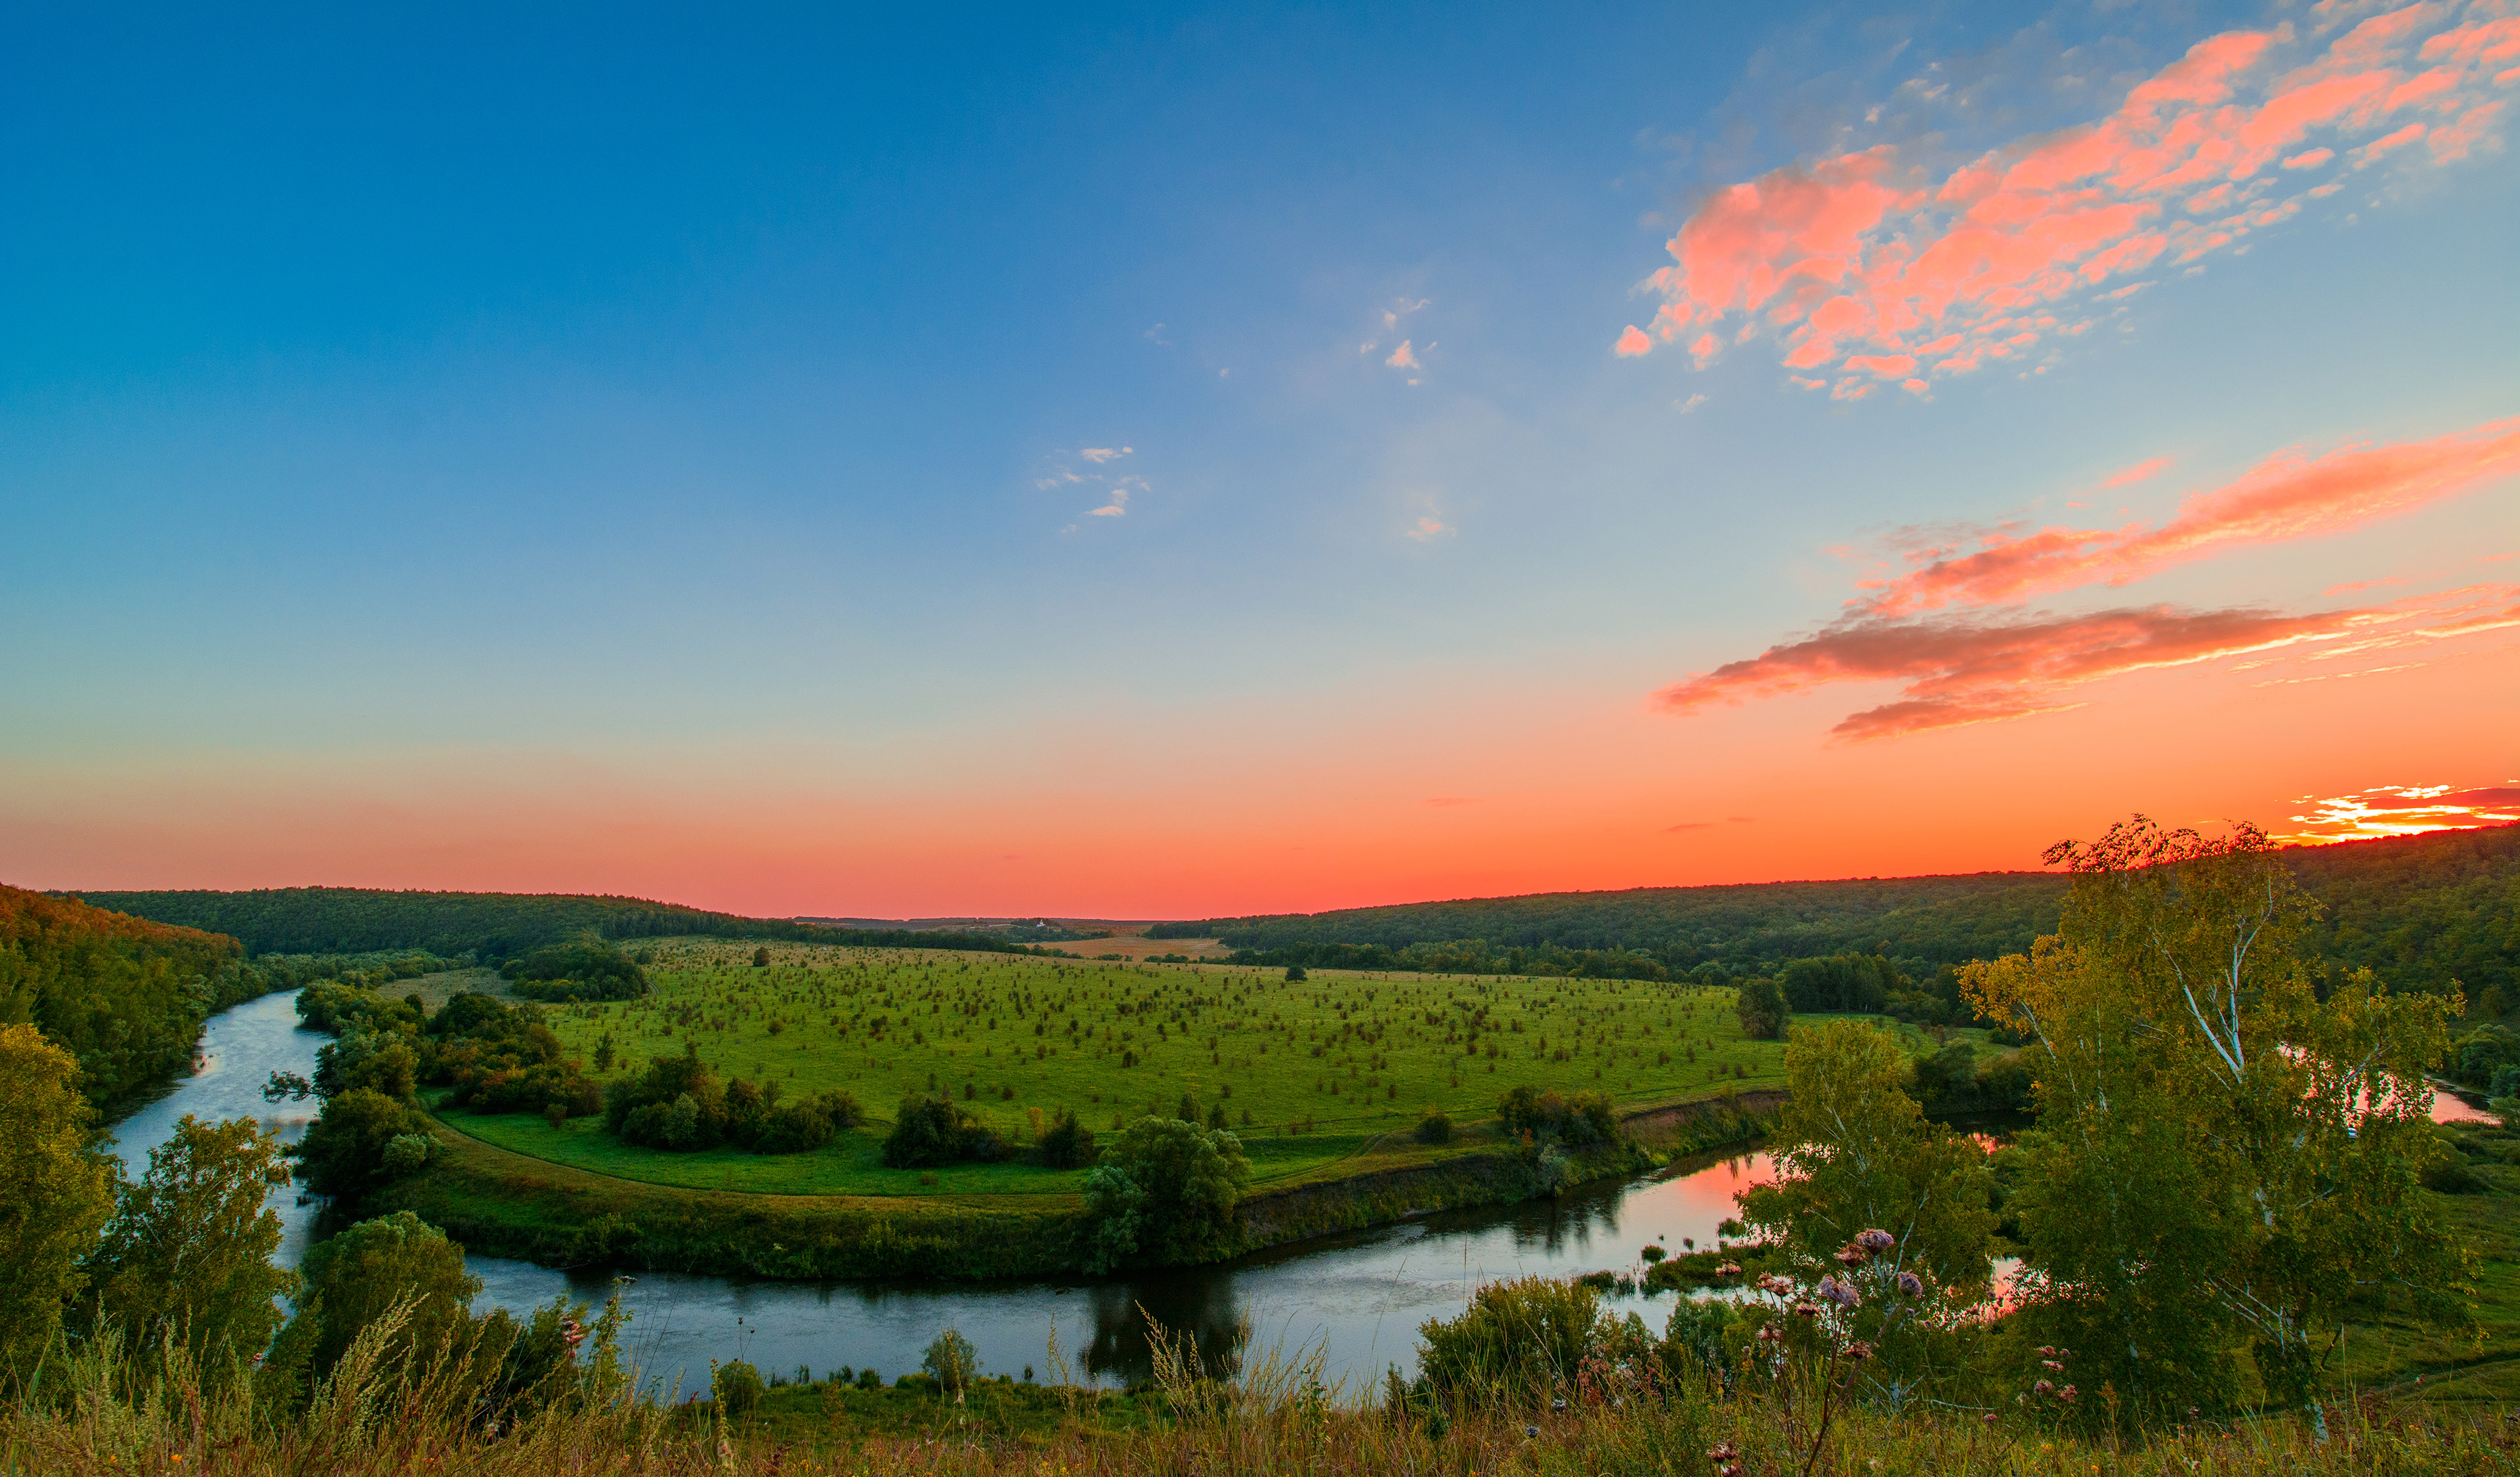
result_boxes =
[64,886,1035,962]
[1158,823,2519,994]
[0,884,266,1108]
[65,886,836,960]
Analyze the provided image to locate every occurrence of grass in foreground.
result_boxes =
[438,939,1797,1195]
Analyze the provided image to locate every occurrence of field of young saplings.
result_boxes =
[442,938,1792,1196]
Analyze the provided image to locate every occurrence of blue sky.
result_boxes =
[5,1,2515,913]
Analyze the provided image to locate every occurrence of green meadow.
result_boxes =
[432,937,1803,1195]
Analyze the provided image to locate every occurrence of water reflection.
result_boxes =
[115,993,1785,1396]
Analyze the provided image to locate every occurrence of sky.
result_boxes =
[3,0,2515,919]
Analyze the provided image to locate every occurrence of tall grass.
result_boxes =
[9,1310,2515,1476]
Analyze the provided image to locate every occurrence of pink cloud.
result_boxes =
[1861,417,2520,615]
[1625,1,2512,386]
[1615,325,1652,357]
[1652,586,2513,740]
[2103,454,2176,487]
[1386,341,1421,370]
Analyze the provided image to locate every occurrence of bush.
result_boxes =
[1497,1086,1617,1145]
[882,1095,1007,1168]
[1735,976,1790,1040]
[1285,965,1307,981]
[1416,1275,1606,1402]
[922,1329,979,1396]
[714,1359,765,1415]
[1413,1109,1455,1144]
[1034,1108,1097,1169]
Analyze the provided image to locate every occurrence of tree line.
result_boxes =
[1159,823,2517,996]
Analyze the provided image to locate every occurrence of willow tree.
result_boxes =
[1965,817,2466,1424]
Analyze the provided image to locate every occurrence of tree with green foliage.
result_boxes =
[1034,1108,1096,1169]
[1734,975,1789,1040]
[0,1023,116,1383]
[713,1358,765,1414]
[295,1088,434,1201]
[1082,1116,1251,1270]
[882,1094,1006,1168]
[1965,816,2469,1425]
[82,1114,295,1375]
[1416,1275,1610,1402]
[501,937,650,1003]
[922,1328,979,1396]
[1736,1019,1995,1295]
[290,1210,482,1379]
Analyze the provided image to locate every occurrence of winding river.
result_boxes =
[127,991,2488,1396]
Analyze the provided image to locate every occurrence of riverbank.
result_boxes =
[376,1088,1781,1281]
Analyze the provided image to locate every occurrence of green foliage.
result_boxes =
[1034,1108,1097,1169]
[1415,1275,1608,1402]
[921,1328,979,1396]
[1496,1085,1616,1145]
[0,1023,115,1382]
[715,1358,766,1414]
[68,886,836,959]
[1734,976,1789,1040]
[501,937,648,1003]
[81,1114,295,1375]
[1413,1109,1455,1144]
[1967,816,2471,1423]
[1083,1117,1251,1270]
[290,1209,482,1379]
[1778,953,1902,1013]
[0,884,266,1110]
[297,1088,434,1200]
[1737,1020,1996,1295]
[882,1095,1007,1168]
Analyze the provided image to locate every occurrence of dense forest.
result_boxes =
[1162,824,2519,995]
[65,887,1034,962]
[0,885,266,1109]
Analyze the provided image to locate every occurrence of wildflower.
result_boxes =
[1706,1442,1740,1461]
[1982,1412,1998,1426]
[1792,1302,1821,1318]
[2041,1359,2063,1371]
[1523,1424,1540,1438]
[1856,1228,1895,1252]
[2034,1380,2053,1396]
[1896,1272,1924,1298]
[1755,1325,1783,1344]
[1715,1262,1742,1277]
[2036,1346,2055,1357]
[1842,1341,1874,1362]
[1816,1275,1861,1310]
[1551,1397,1567,1413]
[1834,1247,1866,1267]
[2061,1385,2078,1403]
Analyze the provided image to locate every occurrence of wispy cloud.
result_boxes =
[1406,515,1454,542]
[1855,417,2520,616]
[1617,1,2515,385]
[2103,455,2175,488]
[1041,447,1146,523]
[1386,341,1421,370]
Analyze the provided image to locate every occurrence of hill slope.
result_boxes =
[0,884,262,1108]
[1162,824,2519,995]
[64,886,838,960]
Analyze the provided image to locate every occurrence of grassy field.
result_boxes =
[428,937,1806,1196]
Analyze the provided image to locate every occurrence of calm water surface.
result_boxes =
[110,992,1780,1394]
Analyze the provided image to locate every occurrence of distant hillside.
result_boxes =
[67,886,836,960]
[1,884,264,1108]
[1158,824,2519,995]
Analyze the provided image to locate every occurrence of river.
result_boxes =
[152,991,2463,1397]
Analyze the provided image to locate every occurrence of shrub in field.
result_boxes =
[1034,1107,1097,1168]
[714,1358,765,1414]
[1413,1109,1454,1144]
[1734,975,1790,1040]
[882,1094,1008,1168]
[1496,1085,1616,1145]
[291,1210,482,1379]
